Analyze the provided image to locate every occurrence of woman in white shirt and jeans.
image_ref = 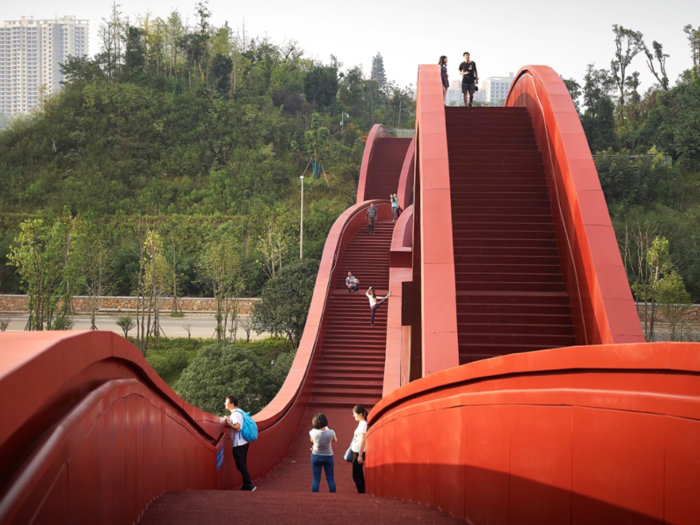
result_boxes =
[350,404,369,493]
[309,413,338,492]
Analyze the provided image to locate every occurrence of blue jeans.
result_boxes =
[311,454,336,493]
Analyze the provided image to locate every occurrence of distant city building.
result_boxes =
[482,73,514,105]
[0,16,89,117]
[445,80,462,106]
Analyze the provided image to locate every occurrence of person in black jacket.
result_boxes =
[439,55,449,100]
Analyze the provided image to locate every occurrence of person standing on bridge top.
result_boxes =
[439,55,449,100]
[459,52,479,107]
[365,203,377,234]
[224,395,257,491]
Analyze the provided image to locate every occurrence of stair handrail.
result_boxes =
[253,199,392,431]
[356,124,386,203]
[505,66,643,345]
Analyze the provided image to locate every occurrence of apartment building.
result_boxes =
[0,16,88,117]
[482,73,514,105]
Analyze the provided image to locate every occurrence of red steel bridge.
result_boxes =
[1,65,699,525]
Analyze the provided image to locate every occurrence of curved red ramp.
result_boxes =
[0,128,413,523]
[366,342,700,524]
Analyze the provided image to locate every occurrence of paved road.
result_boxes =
[0,314,270,340]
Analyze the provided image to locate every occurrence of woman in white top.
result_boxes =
[350,404,368,493]
[366,286,391,327]
[309,413,338,493]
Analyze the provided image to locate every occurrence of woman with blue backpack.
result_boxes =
[309,413,338,493]
[224,395,258,491]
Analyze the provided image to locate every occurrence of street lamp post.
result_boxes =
[299,175,304,259]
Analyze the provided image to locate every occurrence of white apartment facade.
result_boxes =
[0,16,88,117]
[482,73,514,105]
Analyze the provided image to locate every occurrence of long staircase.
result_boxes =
[136,138,464,524]
[363,138,412,200]
[309,221,394,409]
[445,107,576,364]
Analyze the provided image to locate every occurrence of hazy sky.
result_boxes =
[4,0,699,92]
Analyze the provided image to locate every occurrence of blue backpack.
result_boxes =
[234,409,258,442]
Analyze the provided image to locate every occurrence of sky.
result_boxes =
[3,0,700,93]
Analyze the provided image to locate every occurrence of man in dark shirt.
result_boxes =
[459,52,479,107]
[365,203,377,234]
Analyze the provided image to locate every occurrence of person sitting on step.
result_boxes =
[346,271,360,293]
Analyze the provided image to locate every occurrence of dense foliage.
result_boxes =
[564,24,700,305]
[176,342,295,415]
[0,2,415,298]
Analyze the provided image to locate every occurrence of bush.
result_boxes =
[236,336,289,367]
[147,347,190,383]
[176,345,275,415]
[269,351,296,388]
[117,315,134,338]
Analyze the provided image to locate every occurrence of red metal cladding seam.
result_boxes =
[0,200,394,525]
[396,137,415,209]
[384,206,414,397]
[415,64,460,377]
[0,379,223,525]
[505,66,644,346]
[356,124,386,203]
[365,342,700,523]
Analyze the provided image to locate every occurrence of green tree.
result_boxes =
[176,344,274,415]
[253,258,319,348]
[7,218,72,330]
[135,229,172,354]
[71,218,111,330]
[304,66,338,108]
[198,233,240,342]
[256,216,293,279]
[610,25,642,111]
[370,53,387,87]
[562,77,582,113]
[684,24,700,77]
[581,64,616,151]
[656,271,692,341]
[633,32,669,90]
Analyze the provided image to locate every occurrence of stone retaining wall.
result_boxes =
[0,295,259,315]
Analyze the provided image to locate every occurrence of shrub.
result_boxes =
[176,345,274,415]
[147,348,190,383]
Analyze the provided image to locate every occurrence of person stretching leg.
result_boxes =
[366,286,391,326]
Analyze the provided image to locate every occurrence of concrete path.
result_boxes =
[0,314,270,340]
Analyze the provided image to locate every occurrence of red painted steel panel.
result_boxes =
[415,65,460,376]
[367,342,700,524]
[0,198,394,524]
[396,138,415,209]
[356,124,386,203]
[505,66,644,346]
[664,417,700,524]
[572,407,664,524]
[464,405,510,524]
[510,406,572,525]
